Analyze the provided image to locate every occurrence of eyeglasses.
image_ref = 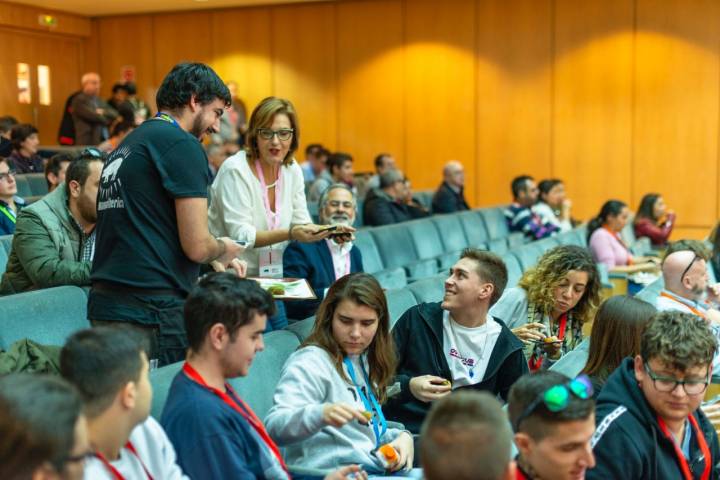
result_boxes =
[681,254,701,282]
[258,128,294,142]
[0,170,16,182]
[644,362,709,395]
[513,374,593,432]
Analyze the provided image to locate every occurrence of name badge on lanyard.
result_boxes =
[256,160,284,278]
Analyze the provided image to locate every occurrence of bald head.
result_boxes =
[444,161,465,188]
[81,73,100,96]
[663,250,708,299]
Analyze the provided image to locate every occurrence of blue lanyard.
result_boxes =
[343,356,387,447]
[154,112,180,128]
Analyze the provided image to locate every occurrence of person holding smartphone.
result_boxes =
[208,97,353,330]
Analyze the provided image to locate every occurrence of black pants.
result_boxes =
[87,289,187,367]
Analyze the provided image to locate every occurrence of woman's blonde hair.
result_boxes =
[518,245,600,324]
[303,273,396,403]
[245,96,299,166]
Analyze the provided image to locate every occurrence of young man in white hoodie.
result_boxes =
[60,326,187,480]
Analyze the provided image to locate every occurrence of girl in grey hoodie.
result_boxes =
[265,273,414,475]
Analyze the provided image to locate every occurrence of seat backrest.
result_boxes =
[14,175,32,198]
[414,190,434,210]
[635,277,664,305]
[286,316,316,342]
[307,202,319,224]
[408,275,446,304]
[488,237,509,255]
[354,229,384,273]
[0,286,90,349]
[431,214,470,253]
[478,207,510,240]
[372,267,408,290]
[24,173,48,196]
[458,210,490,247]
[514,243,543,271]
[229,330,301,419]
[386,288,418,329]
[501,252,524,288]
[0,245,8,276]
[405,219,444,260]
[149,361,183,420]
[370,225,420,270]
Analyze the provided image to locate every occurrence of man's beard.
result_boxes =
[691,282,707,302]
[327,214,351,227]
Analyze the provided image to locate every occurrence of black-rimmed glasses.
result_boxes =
[644,362,709,395]
[0,170,16,182]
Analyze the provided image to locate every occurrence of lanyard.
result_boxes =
[659,292,708,319]
[182,363,289,476]
[343,357,387,447]
[94,441,154,480]
[528,312,567,372]
[326,239,351,280]
[254,160,283,230]
[0,205,15,224]
[154,112,180,129]
[657,415,711,480]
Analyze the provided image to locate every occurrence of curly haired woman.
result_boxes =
[489,245,601,371]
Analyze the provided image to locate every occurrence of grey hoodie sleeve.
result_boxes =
[264,347,330,446]
[488,287,530,329]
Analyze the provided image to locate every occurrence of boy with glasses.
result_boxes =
[508,371,596,480]
[588,311,719,479]
[0,157,23,235]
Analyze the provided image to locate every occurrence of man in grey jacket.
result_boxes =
[71,73,118,146]
[0,151,104,295]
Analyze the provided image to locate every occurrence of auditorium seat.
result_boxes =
[0,234,11,255]
[370,225,438,282]
[14,175,32,198]
[229,330,301,419]
[414,190,434,211]
[0,246,8,276]
[405,218,454,271]
[488,237,509,255]
[457,210,490,248]
[549,337,590,378]
[354,229,408,289]
[149,361,182,419]
[24,173,48,196]
[307,202,319,224]
[408,275,446,304]
[501,252,524,288]
[0,286,90,349]
[478,207,510,240]
[386,288,418,328]
[431,214,471,258]
[635,277,663,305]
[287,316,315,342]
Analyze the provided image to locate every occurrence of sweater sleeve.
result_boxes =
[634,215,674,245]
[264,347,329,446]
[209,161,258,246]
[488,288,529,330]
[589,230,619,269]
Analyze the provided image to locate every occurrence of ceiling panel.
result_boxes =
[6,0,329,17]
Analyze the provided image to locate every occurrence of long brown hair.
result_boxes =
[303,273,396,403]
[582,295,656,381]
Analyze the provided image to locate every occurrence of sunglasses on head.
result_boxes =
[78,147,104,160]
[513,374,594,432]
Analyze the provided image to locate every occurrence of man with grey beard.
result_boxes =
[283,183,364,321]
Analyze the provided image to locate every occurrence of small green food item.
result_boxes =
[267,285,285,296]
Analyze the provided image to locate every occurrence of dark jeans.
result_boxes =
[266,300,288,332]
[87,289,187,367]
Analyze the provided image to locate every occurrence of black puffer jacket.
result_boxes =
[588,358,720,480]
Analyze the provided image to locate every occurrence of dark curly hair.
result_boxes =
[518,245,601,325]
[156,63,231,112]
[641,311,717,371]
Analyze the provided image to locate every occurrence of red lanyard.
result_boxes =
[182,363,289,476]
[255,159,283,230]
[94,441,154,480]
[528,313,567,372]
[659,292,708,319]
[657,414,711,480]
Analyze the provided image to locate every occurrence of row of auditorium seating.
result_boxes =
[14,173,48,204]
[0,235,11,277]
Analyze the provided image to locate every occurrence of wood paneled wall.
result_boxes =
[3,0,718,238]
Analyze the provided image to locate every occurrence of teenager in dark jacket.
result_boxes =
[589,311,720,480]
[385,249,528,433]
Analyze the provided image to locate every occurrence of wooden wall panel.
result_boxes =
[404,0,476,201]
[210,8,273,113]
[634,0,720,233]
[336,0,404,173]
[553,0,634,221]
[152,12,213,86]
[272,3,337,153]
[0,2,91,37]
[476,0,553,206]
[95,15,156,108]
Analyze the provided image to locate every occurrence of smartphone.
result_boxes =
[314,225,338,234]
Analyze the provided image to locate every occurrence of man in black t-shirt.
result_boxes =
[89,63,244,366]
